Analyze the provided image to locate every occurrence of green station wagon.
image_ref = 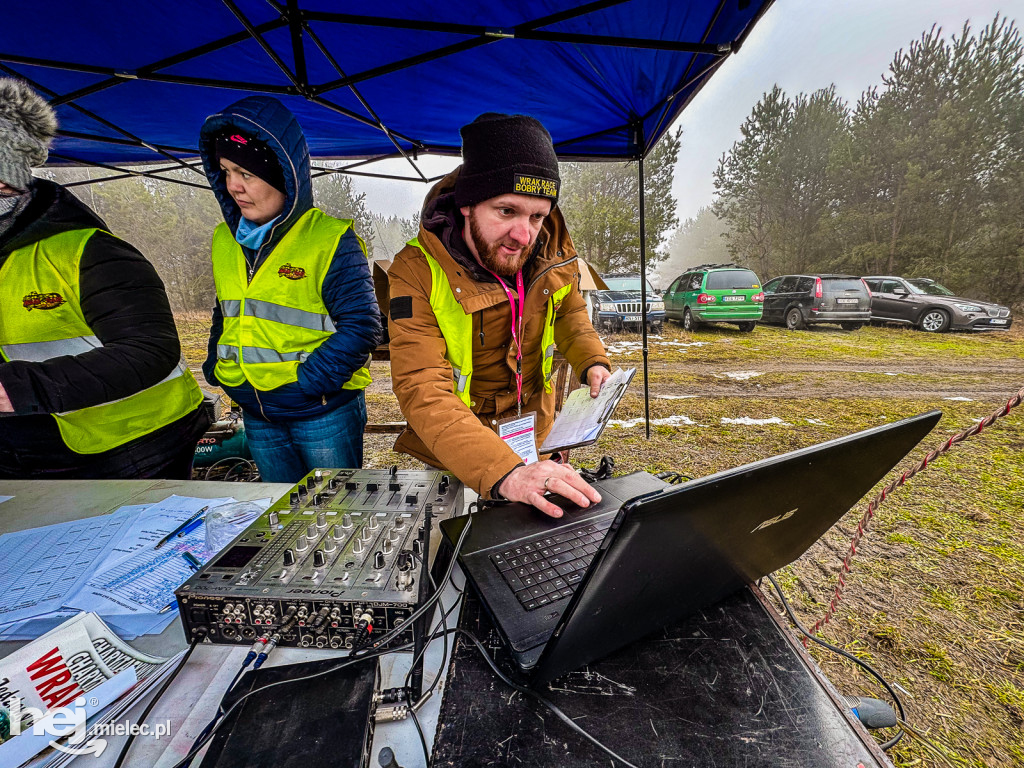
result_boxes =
[664,264,764,332]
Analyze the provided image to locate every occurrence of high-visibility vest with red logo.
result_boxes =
[211,208,372,392]
[0,228,204,454]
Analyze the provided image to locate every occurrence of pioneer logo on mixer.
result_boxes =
[287,588,345,598]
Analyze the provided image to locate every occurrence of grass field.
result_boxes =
[177,312,1024,767]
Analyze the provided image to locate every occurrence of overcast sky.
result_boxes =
[352,0,1021,226]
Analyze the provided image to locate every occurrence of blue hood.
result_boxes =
[199,96,313,249]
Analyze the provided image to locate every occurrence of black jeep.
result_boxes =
[591,274,665,333]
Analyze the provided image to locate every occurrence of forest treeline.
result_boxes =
[669,16,1023,306]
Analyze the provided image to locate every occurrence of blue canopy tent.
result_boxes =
[1,0,775,434]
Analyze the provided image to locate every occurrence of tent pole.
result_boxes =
[637,149,651,440]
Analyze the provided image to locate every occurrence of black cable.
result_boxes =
[766,574,905,751]
[579,455,616,483]
[111,640,201,768]
[453,628,639,768]
[653,470,692,484]
[403,563,451,767]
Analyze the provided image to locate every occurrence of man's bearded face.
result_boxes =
[462,194,551,277]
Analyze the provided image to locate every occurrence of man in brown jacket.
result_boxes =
[388,113,612,517]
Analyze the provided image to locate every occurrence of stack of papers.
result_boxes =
[540,367,636,452]
[0,495,266,641]
[0,612,183,768]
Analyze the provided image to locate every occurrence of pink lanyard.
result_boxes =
[485,268,526,415]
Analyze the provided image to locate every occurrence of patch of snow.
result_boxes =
[604,339,711,355]
[656,394,699,400]
[805,418,827,425]
[721,416,791,426]
[609,415,699,428]
[944,396,974,402]
[716,371,763,381]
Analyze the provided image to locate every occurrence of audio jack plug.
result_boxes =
[352,611,374,650]
[253,634,281,670]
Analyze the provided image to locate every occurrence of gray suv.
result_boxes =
[761,274,871,330]
[862,276,1013,332]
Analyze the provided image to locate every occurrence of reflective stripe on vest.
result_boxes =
[415,239,474,406]
[211,208,371,393]
[541,284,574,388]
[0,229,203,454]
[410,238,571,405]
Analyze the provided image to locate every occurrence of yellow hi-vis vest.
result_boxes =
[411,238,573,407]
[212,208,371,393]
[0,228,204,454]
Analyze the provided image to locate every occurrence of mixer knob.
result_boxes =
[323,537,337,553]
[289,492,300,505]
[412,539,423,556]
[313,493,324,507]
[329,477,341,489]
[282,549,295,566]
[313,550,327,568]
[295,536,308,552]
[374,551,385,570]
[332,524,343,539]
[268,511,279,526]
[341,513,353,529]
[382,539,394,556]
[353,538,365,554]
[298,484,308,497]
[394,517,407,530]
[367,516,380,530]
[314,469,323,482]
[361,526,373,541]
[317,512,327,528]
[307,523,317,539]
[387,528,400,543]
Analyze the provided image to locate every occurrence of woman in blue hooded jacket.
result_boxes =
[199,96,381,482]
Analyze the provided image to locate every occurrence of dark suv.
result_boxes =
[761,274,871,330]
[862,276,1013,332]
[592,274,665,333]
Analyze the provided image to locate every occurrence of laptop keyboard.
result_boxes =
[489,517,613,611]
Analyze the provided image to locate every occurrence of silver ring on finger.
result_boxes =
[543,476,552,491]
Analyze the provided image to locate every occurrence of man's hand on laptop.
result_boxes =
[499,461,602,518]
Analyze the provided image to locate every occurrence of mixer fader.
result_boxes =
[176,468,463,648]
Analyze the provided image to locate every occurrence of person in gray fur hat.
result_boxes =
[0,78,211,479]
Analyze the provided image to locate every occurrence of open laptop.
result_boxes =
[440,410,941,685]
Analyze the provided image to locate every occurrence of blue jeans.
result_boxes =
[244,393,367,483]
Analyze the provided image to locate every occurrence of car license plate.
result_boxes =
[624,315,640,322]
[836,298,858,304]
[722,296,744,302]
[991,318,1007,325]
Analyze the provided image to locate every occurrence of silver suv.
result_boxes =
[862,276,1012,332]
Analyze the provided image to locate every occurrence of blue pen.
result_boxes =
[176,516,206,538]
[182,551,202,571]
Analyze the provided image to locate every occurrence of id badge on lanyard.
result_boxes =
[497,411,540,465]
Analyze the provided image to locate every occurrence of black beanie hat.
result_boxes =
[454,113,560,209]
[215,131,287,193]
